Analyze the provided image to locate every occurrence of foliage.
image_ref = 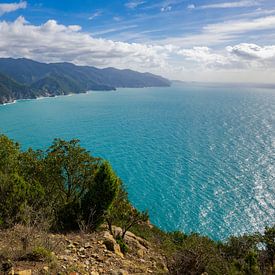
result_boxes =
[0,135,117,231]
[23,246,53,262]
[106,183,149,239]
[81,161,120,230]
[115,236,129,254]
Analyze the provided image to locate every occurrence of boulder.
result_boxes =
[103,232,124,258]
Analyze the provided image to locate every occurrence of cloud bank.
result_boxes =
[0,16,274,83]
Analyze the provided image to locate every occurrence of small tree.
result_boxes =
[106,184,149,239]
[45,138,100,204]
[0,134,20,174]
[81,161,120,230]
[44,138,100,230]
[0,172,44,227]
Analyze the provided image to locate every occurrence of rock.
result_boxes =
[14,270,32,275]
[110,269,129,275]
[43,266,49,272]
[91,254,104,262]
[157,261,169,272]
[84,242,92,248]
[103,231,124,258]
[59,255,74,262]
[67,243,75,249]
[111,226,150,251]
[90,272,99,275]
[137,248,145,257]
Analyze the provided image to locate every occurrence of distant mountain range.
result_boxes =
[0,58,171,104]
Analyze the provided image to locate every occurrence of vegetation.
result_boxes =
[0,134,274,274]
[0,58,171,104]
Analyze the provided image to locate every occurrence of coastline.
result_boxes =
[0,90,103,106]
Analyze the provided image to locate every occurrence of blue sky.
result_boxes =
[0,0,275,82]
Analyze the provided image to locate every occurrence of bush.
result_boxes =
[23,246,53,262]
[81,161,120,230]
[116,236,129,254]
[0,173,44,227]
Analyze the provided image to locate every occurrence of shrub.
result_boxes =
[81,161,120,230]
[106,183,149,239]
[23,246,53,262]
[116,236,129,254]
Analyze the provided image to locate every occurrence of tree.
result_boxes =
[45,138,100,204]
[106,183,149,239]
[0,134,20,174]
[41,138,100,230]
[0,172,44,227]
[81,161,120,230]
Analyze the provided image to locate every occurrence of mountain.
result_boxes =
[0,58,171,104]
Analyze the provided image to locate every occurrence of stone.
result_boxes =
[43,266,49,272]
[137,248,145,257]
[14,270,32,275]
[84,242,92,248]
[103,231,124,258]
[110,269,129,275]
[79,247,85,252]
[157,262,169,272]
[90,272,99,275]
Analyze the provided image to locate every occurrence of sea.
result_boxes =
[0,82,274,240]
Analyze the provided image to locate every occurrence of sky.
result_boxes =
[0,0,275,83]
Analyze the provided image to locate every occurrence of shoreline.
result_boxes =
[0,90,98,107]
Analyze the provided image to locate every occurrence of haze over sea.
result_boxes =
[0,83,274,240]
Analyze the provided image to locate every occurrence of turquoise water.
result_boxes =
[0,83,274,240]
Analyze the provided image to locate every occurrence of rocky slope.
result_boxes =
[0,225,168,275]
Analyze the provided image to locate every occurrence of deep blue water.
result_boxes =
[0,83,274,240]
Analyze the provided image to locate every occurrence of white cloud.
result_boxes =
[125,1,146,9]
[0,16,168,71]
[177,47,229,66]
[199,0,260,9]
[88,11,102,21]
[160,15,275,47]
[161,6,172,12]
[187,4,195,9]
[0,1,27,16]
[0,17,274,83]
[226,43,275,68]
[227,43,275,59]
[176,43,275,70]
[204,15,275,34]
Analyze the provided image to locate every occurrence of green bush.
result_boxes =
[23,246,53,262]
[116,236,129,254]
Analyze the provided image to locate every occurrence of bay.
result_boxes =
[0,83,274,240]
